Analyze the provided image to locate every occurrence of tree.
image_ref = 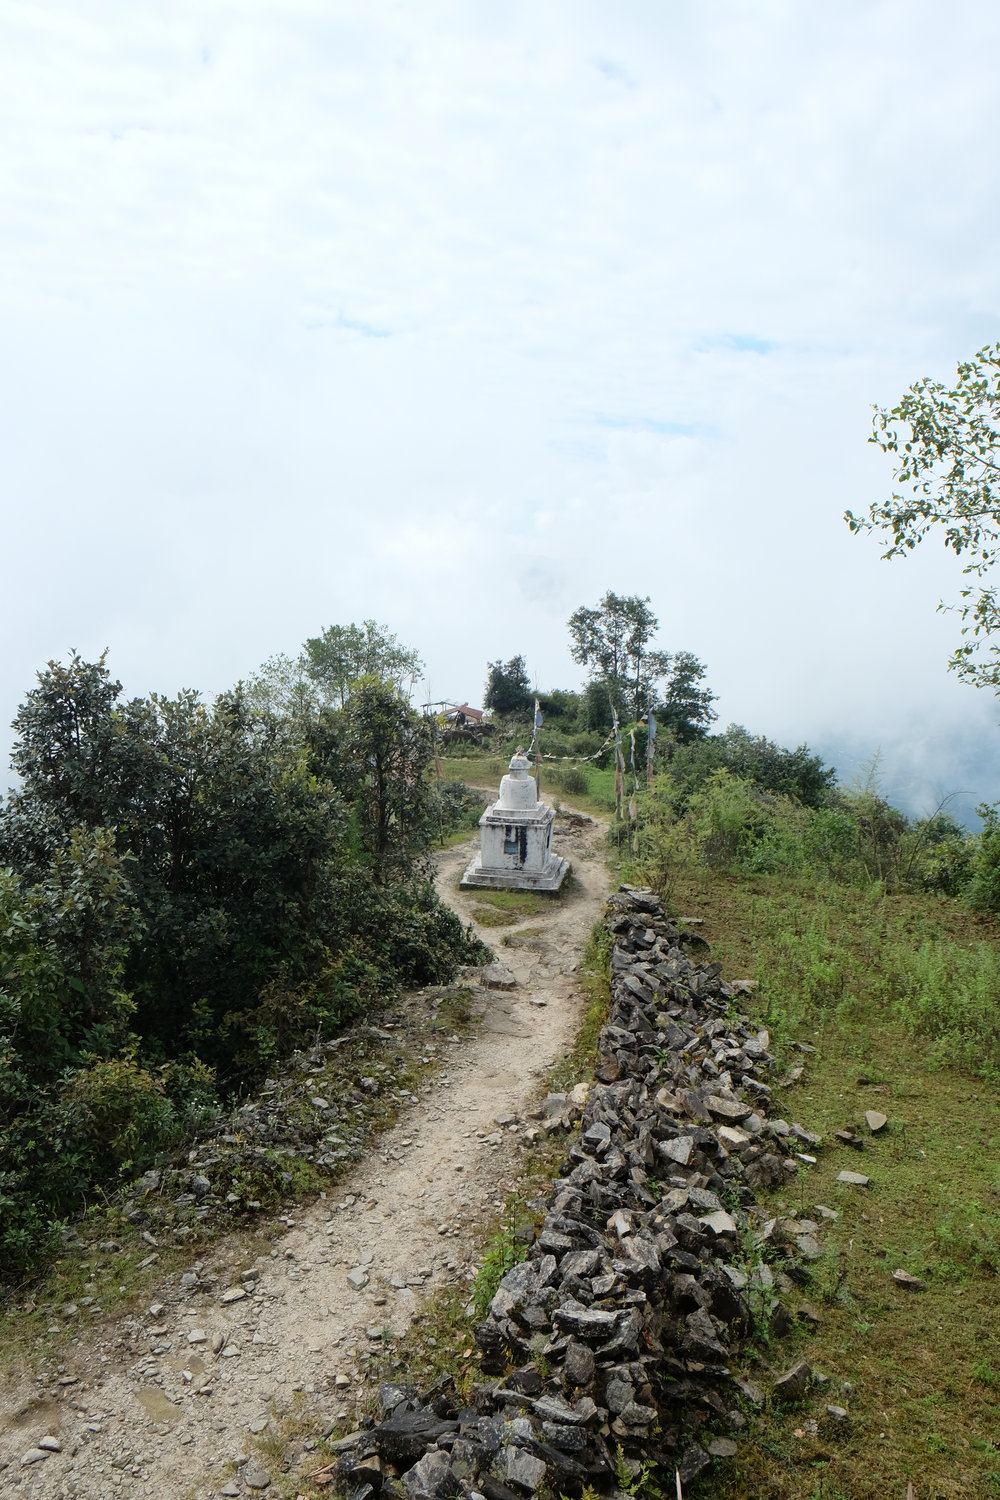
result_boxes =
[302,621,423,708]
[338,678,435,884]
[847,343,1000,687]
[659,651,718,743]
[568,592,671,720]
[242,653,319,717]
[484,655,533,716]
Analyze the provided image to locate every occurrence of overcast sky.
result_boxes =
[3,0,1000,820]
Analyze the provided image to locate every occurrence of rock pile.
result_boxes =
[335,886,817,1498]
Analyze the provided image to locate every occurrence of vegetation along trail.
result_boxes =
[0,811,611,1500]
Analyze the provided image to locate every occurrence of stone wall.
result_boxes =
[335,886,823,1498]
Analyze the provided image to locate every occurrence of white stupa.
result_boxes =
[460,750,570,892]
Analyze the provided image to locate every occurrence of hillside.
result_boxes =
[3,658,1000,1498]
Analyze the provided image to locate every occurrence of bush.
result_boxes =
[547,765,589,796]
[428,780,488,839]
[966,805,1000,912]
[57,1057,179,1178]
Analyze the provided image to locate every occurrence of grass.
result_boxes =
[658,865,1000,1500]
[463,887,552,927]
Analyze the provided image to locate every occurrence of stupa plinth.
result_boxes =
[460,750,570,892]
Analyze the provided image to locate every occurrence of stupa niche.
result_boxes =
[460,749,570,892]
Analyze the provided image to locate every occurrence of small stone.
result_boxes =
[248,1415,269,1433]
[773,1360,812,1402]
[148,1302,166,1318]
[401,1450,454,1496]
[37,1437,62,1452]
[347,1267,370,1290]
[865,1110,888,1133]
[705,1095,753,1122]
[243,1461,271,1489]
[836,1170,870,1187]
[187,1329,208,1345]
[220,1287,248,1304]
[20,1449,50,1466]
[563,1342,595,1386]
[500,1445,547,1490]
[480,962,517,990]
[892,1268,924,1290]
[825,1404,850,1421]
[700,1210,737,1236]
[220,1486,240,1498]
[707,1436,738,1458]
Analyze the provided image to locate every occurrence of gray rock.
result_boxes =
[499,1445,547,1491]
[865,1110,888,1133]
[552,1305,618,1339]
[243,1462,271,1489]
[658,1135,695,1166]
[563,1341,595,1386]
[617,1401,657,1427]
[480,963,517,990]
[700,1210,737,1236]
[347,1267,371,1290]
[560,1250,600,1279]
[401,1448,455,1496]
[891,1268,924,1290]
[707,1436,738,1458]
[605,1379,635,1414]
[773,1360,812,1402]
[705,1094,753,1122]
[836,1170,870,1187]
[533,1396,584,1424]
[678,1443,711,1483]
[20,1449,50,1466]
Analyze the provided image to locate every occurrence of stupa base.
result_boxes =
[460,854,571,893]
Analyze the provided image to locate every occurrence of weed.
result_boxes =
[470,1206,529,1322]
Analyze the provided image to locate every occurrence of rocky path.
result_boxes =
[1,812,610,1499]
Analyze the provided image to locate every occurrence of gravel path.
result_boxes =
[0,813,610,1499]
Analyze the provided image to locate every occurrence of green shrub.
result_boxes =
[548,765,589,796]
[57,1056,179,1178]
[428,780,487,839]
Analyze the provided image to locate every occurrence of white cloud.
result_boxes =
[3,0,1000,812]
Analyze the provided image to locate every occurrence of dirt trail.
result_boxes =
[1,813,610,1499]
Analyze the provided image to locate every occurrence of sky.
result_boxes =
[3,0,1000,822]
